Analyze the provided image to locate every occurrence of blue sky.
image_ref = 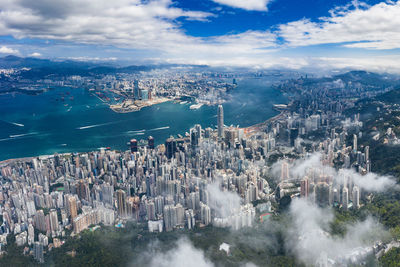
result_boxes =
[0,0,399,72]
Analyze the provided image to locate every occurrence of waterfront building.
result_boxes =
[218,104,224,138]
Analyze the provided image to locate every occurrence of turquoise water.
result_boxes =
[0,78,287,160]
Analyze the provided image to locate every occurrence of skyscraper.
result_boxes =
[342,187,349,210]
[352,186,360,209]
[130,139,138,153]
[280,160,289,181]
[49,209,59,235]
[365,146,369,162]
[68,196,78,220]
[217,104,224,138]
[300,177,309,197]
[353,134,358,152]
[117,189,127,217]
[148,136,155,149]
[165,138,177,159]
[134,80,140,100]
[34,242,44,263]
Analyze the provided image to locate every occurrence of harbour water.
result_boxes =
[0,77,287,160]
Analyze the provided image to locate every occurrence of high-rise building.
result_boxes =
[165,138,177,159]
[148,136,155,149]
[68,196,78,220]
[352,186,360,209]
[353,134,358,152]
[134,80,140,100]
[28,224,35,245]
[365,146,369,162]
[200,203,211,226]
[217,104,224,138]
[49,209,59,235]
[101,183,114,206]
[34,242,44,263]
[300,177,309,197]
[76,180,87,201]
[280,160,289,181]
[130,139,138,153]
[315,182,330,207]
[34,209,47,232]
[141,89,149,101]
[224,128,236,148]
[117,189,127,217]
[342,187,349,210]
[190,128,199,148]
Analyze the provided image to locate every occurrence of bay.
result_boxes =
[0,77,287,160]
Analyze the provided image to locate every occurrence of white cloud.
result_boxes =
[0,0,278,65]
[146,238,213,267]
[279,1,400,49]
[0,45,19,54]
[0,0,399,73]
[64,56,118,62]
[206,180,241,218]
[286,198,389,266]
[272,152,397,192]
[211,0,271,11]
[29,52,41,57]
[0,0,212,49]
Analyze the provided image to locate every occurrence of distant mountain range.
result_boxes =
[300,70,400,88]
[0,55,208,78]
[1,56,400,85]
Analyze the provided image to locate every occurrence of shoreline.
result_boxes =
[109,97,172,113]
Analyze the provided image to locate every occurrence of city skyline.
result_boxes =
[1,0,400,266]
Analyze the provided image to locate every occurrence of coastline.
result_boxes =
[109,97,172,113]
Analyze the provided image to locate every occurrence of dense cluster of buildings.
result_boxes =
[0,71,394,264]
[0,105,275,261]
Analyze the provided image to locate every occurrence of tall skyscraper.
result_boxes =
[130,139,138,153]
[365,146,369,162]
[353,134,358,152]
[34,209,47,232]
[315,182,330,207]
[68,196,78,220]
[148,136,155,149]
[117,189,127,217]
[217,104,224,138]
[165,138,177,159]
[34,242,44,263]
[134,80,140,100]
[49,209,59,235]
[280,160,289,181]
[352,186,360,209]
[342,187,349,210]
[300,177,309,197]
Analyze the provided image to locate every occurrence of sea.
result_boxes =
[0,77,287,161]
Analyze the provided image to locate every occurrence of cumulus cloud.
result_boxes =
[0,0,277,65]
[206,180,241,218]
[286,198,389,266]
[1,0,399,72]
[0,45,19,54]
[279,1,400,49]
[139,238,213,267]
[29,52,41,57]
[211,0,271,11]
[272,152,397,192]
